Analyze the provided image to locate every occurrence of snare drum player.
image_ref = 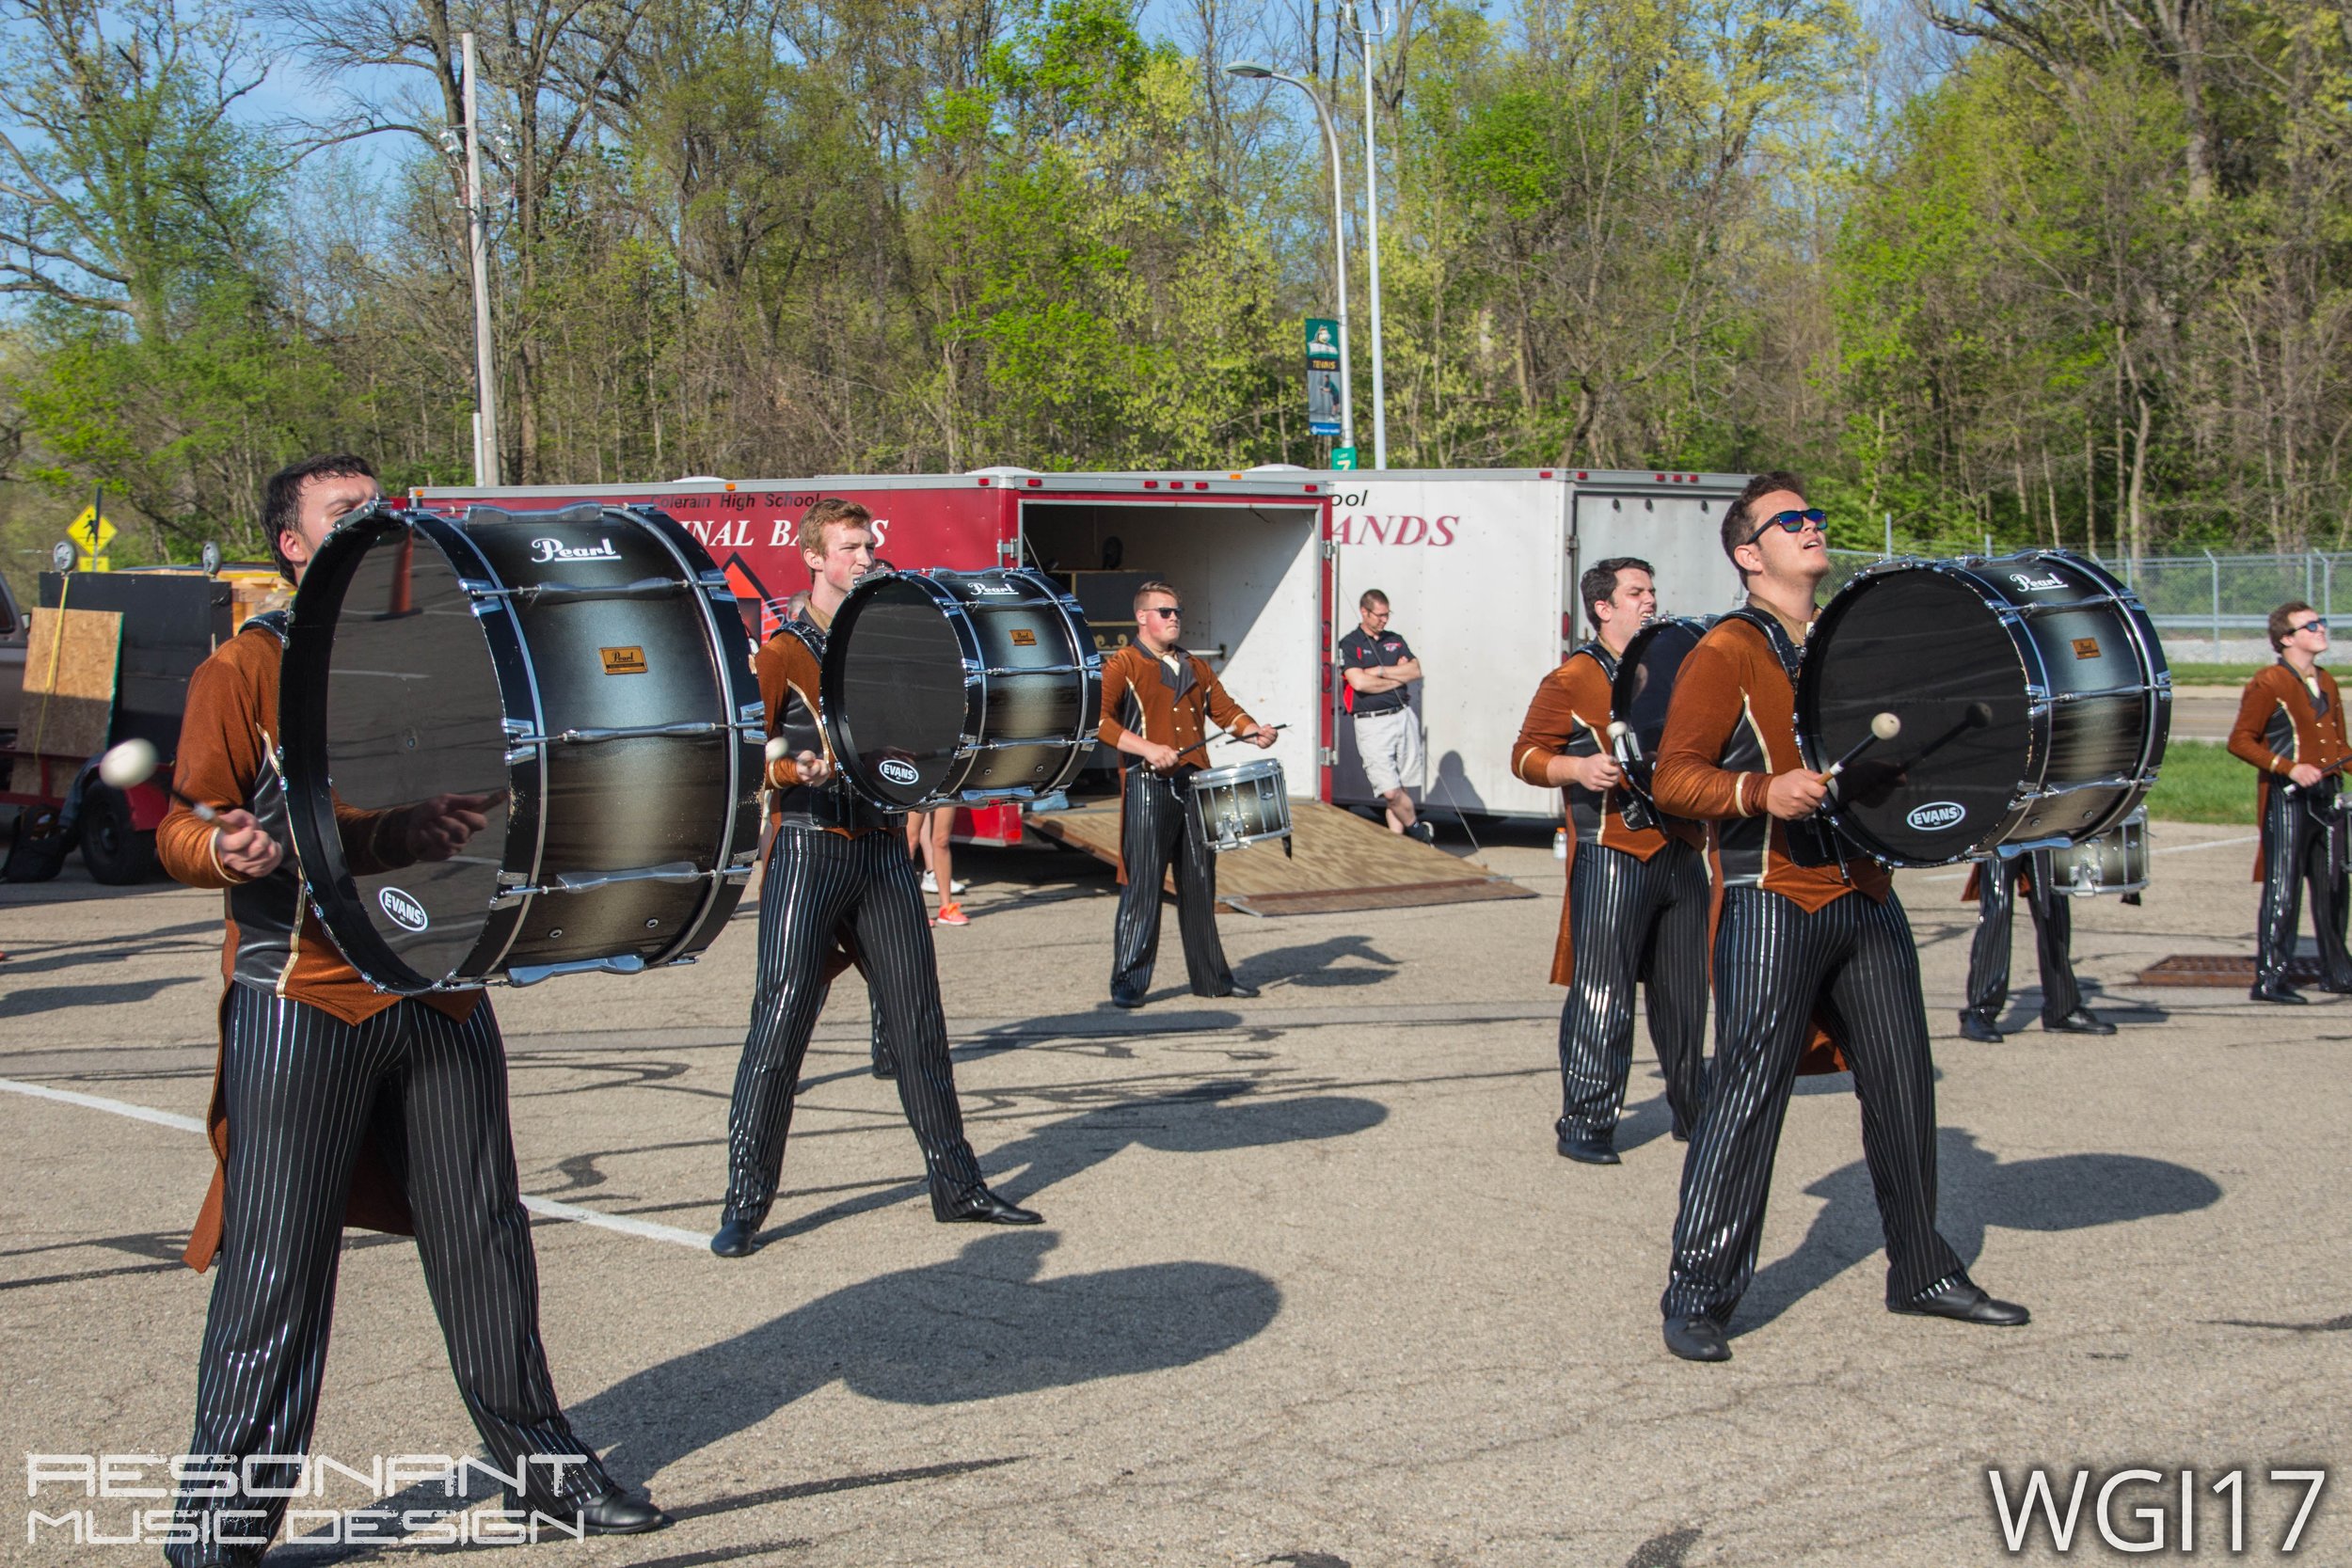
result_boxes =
[1957,851,2111,1039]
[1339,589,1434,842]
[1648,472,2028,1363]
[1100,579,1279,1008]
[2228,600,2352,1003]
[714,499,1040,1256]
[157,454,667,1561]
[1510,557,1709,1164]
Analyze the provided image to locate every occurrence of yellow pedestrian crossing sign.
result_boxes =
[67,504,114,570]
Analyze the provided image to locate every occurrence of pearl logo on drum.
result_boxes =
[1904,800,1967,832]
[378,886,430,932]
[2008,570,2067,592]
[877,758,922,786]
[530,536,624,563]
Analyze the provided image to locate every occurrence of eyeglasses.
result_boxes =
[1743,508,1827,545]
[1146,606,1184,619]
[2296,618,2328,634]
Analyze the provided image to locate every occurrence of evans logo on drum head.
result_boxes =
[378,886,430,932]
[530,535,623,563]
[877,758,922,786]
[1904,800,1967,832]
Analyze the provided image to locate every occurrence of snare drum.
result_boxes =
[2043,808,2149,896]
[1188,758,1292,850]
[821,568,1101,809]
[1796,550,2169,867]
[279,503,766,992]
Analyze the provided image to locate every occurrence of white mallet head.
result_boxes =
[1869,712,1901,741]
[1607,721,1629,739]
[764,736,790,763]
[98,738,159,790]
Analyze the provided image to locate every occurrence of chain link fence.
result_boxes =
[1827,546,2350,650]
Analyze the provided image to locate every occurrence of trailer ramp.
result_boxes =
[1028,798,1535,915]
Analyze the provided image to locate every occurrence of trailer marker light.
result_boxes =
[1655,473,1667,482]
[977,477,992,485]
[1194,482,1208,490]
[725,482,737,491]
[1578,471,1589,480]
[1539,469,1553,479]
[1144,480,1158,488]
[1026,478,1041,487]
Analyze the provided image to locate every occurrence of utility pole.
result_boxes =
[464,33,501,486]
[1358,3,1391,469]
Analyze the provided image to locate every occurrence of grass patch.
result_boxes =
[2147,739,2259,824]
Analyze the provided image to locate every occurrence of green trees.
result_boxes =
[0,0,2345,561]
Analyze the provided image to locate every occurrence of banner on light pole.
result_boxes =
[1304,318,1343,437]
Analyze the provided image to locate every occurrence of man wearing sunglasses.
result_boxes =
[2227,600,2352,1002]
[1647,470,2026,1363]
[1098,580,1279,1007]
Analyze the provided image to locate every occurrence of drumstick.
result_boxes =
[1823,712,1901,780]
[1220,723,1287,746]
[98,739,215,823]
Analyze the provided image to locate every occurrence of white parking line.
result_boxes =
[0,1075,707,1250]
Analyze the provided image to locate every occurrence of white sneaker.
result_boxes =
[920,871,969,895]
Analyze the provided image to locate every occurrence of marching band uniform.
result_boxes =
[1511,641,1708,1161]
[1650,604,2013,1351]
[1959,853,2110,1038]
[155,613,649,1563]
[715,605,1036,1255]
[1098,642,1261,1006]
[2229,661,2352,1000]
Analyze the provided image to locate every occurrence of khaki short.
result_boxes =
[1354,707,1425,795]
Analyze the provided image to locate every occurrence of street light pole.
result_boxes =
[1225,61,1353,455]
[463,32,501,486]
[1356,3,1391,469]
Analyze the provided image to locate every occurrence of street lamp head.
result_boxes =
[1223,59,1274,78]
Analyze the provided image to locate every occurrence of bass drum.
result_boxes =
[1796,550,2169,867]
[1609,617,1711,816]
[821,567,1101,809]
[279,503,766,992]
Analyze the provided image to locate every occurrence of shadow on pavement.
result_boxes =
[573,1228,1281,1488]
[1737,1128,2222,1333]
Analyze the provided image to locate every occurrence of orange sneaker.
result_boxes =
[932,901,970,927]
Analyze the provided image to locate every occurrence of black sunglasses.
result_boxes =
[2296,617,2328,634]
[1743,508,1827,545]
[1146,605,1184,619]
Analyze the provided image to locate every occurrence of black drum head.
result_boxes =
[1612,618,1708,759]
[1799,569,2035,864]
[282,511,513,990]
[823,573,971,808]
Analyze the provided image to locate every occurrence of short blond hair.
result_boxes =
[1134,578,1179,610]
[798,497,873,556]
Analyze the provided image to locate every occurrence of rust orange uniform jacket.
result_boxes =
[2229,661,2352,879]
[1096,642,1257,886]
[1511,646,1698,985]
[157,624,478,1271]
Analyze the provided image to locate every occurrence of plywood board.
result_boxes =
[2136,954,2320,987]
[9,608,121,792]
[1029,796,1535,915]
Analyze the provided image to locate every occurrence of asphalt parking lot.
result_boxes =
[1,819,2344,1566]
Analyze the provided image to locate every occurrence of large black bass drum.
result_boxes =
[1796,550,2169,867]
[821,567,1101,809]
[280,503,766,992]
[1609,617,1712,821]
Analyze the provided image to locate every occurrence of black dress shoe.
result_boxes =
[1662,1316,1730,1362]
[1957,1010,2004,1043]
[1110,990,1146,1010]
[2250,980,2308,1005]
[509,1485,672,1535]
[932,1183,1043,1225]
[1555,1123,1620,1165]
[1215,981,1259,999]
[1891,1278,2030,1326]
[710,1217,763,1258]
[2042,1006,2115,1036]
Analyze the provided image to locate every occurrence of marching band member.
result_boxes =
[2228,601,2352,1003]
[1098,580,1277,1008]
[157,454,666,1562]
[1958,852,2111,1039]
[1648,472,2027,1363]
[713,499,1039,1258]
[1510,557,1708,1164]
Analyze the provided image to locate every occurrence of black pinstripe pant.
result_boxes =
[1559,839,1709,1140]
[723,827,985,1227]
[167,988,610,1566]
[1111,768,1233,1003]
[1964,854,2082,1022]
[2256,786,2352,989]
[1661,887,1965,1323]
